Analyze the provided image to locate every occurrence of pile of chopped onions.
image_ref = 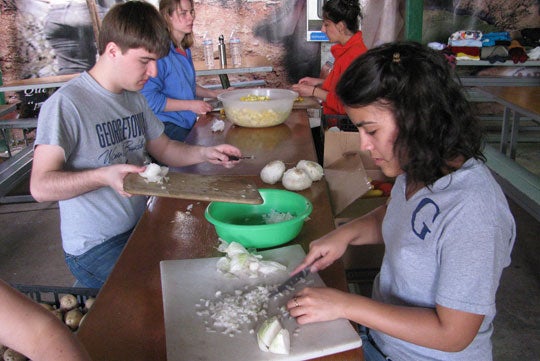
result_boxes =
[262,209,294,224]
[196,285,271,336]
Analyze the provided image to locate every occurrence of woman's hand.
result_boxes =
[291,83,316,97]
[190,100,213,114]
[287,287,353,324]
[290,230,350,276]
[297,77,323,86]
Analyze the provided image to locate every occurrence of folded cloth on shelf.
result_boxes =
[528,46,540,61]
[481,31,511,47]
[481,46,509,63]
[508,40,529,64]
[450,46,481,60]
[448,30,483,47]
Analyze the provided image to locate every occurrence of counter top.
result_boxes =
[76,110,364,361]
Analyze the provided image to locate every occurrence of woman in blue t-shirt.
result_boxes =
[141,0,226,141]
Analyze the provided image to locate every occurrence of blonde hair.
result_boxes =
[159,0,195,49]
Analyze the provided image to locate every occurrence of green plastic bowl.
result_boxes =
[205,189,313,249]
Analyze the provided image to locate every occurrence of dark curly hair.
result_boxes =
[322,0,362,33]
[336,41,485,186]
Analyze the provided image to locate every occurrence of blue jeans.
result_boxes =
[164,122,191,142]
[359,326,392,361]
[65,229,132,288]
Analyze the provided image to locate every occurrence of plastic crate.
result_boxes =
[12,284,99,308]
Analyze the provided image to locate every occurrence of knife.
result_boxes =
[269,266,312,297]
[226,155,255,161]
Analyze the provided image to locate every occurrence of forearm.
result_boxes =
[312,86,327,102]
[345,295,481,352]
[30,168,107,202]
[150,137,206,167]
[0,281,91,361]
[163,98,193,112]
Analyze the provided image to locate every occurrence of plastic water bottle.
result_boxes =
[202,36,214,68]
[229,31,242,67]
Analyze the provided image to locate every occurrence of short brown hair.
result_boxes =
[98,1,169,58]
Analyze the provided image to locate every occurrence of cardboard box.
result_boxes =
[323,131,390,219]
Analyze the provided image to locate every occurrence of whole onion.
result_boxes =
[296,160,324,181]
[281,167,312,191]
[260,160,286,184]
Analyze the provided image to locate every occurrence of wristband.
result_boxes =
[312,86,317,97]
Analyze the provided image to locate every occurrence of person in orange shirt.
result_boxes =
[292,0,367,116]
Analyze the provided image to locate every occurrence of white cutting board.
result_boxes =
[160,245,362,361]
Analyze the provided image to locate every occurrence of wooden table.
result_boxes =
[476,86,540,159]
[0,55,273,93]
[76,110,364,361]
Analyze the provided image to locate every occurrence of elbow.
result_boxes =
[436,333,476,352]
[30,179,51,203]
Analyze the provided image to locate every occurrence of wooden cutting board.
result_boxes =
[123,172,263,204]
[160,244,362,361]
[293,96,321,110]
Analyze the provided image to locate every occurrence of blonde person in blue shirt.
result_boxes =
[142,0,228,141]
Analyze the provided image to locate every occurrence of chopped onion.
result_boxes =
[196,285,271,336]
[139,163,169,184]
[216,240,286,278]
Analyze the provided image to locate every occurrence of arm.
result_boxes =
[291,204,386,275]
[145,134,241,168]
[288,288,484,352]
[0,280,92,361]
[30,144,145,202]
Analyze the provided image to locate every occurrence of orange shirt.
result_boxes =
[322,31,367,115]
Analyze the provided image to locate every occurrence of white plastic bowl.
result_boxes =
[218,88,299,128]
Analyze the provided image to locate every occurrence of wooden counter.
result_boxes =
[475,86,540,158]
[76,110,363,360]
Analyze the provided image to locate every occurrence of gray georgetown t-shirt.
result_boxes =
[35,72,164,256]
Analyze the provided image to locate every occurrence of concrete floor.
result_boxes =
[0,155,539,360]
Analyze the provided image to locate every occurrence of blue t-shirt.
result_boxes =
[141,42,198,130]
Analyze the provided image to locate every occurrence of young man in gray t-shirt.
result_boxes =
[31,2,242,288]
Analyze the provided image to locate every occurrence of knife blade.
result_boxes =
[226,155,255,161]
[269,266,312,297]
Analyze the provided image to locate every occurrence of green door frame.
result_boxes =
[405,0,423,42]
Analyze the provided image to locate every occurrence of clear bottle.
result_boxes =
[229,30,242,67]
[202,35,214,69]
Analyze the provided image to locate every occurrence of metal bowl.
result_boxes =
[218,88,298,128]
[205,189,312,249]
